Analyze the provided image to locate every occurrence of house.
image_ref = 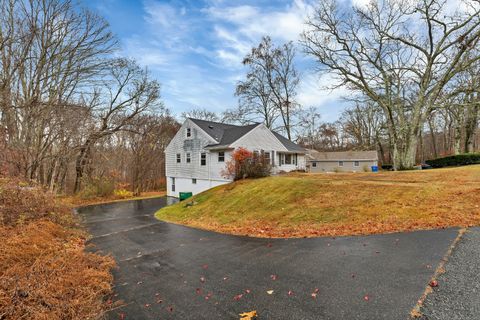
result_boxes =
[306,149,378,172]
[165,118,306,198]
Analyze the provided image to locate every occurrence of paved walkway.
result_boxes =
[78,198,460,320]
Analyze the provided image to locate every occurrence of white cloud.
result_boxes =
[204,0,314,69]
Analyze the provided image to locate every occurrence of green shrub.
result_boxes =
[79,178,115,199]
[425,153,480,168]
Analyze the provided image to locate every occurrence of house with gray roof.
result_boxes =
[165,118,306,197]
[306,149,379,173]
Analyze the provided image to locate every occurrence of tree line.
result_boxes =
[188,0,480,170]
[0,0,178,194]
[1,0,479,196]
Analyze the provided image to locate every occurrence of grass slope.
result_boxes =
[156,165,480,238]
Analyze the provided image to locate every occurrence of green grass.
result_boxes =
[156,165,480,238]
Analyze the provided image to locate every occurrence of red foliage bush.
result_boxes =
[222,147,271,180]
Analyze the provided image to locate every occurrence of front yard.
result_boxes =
[156,165,480,238]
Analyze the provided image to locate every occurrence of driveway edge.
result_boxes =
[409,228,467,318]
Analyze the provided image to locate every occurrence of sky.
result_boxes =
[83,0,366,122]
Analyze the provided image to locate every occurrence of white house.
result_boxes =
[165,118,306,198]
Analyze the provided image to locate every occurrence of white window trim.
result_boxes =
[186,128,191,138]
[176,153,181,163]
[200,152,206,166]
[338,161,344,167]
[218,151,225,162]
[186,152,191,163]
[354,161,360,167]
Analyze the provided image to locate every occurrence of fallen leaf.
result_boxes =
[266,290,274,295]
[270,274,278,281]
[144,304,150,308]
[266,243,272,247]
[202,264,209,269]
[311,292,317,298]
[233,294,243,301]
[200,276,206,283]
[245,289,251,294]
[223,277,229,281]
[196,288,202,295]
[239,310,257,320]
[364,295,369,301]
[118,313,126,320]
[429,280,438,287]
[167,306,174,312]
[288,290,294,296]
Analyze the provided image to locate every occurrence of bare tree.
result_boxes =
[241,36,300,139]
[302,0,480,169]
[73,58,161,193]
[181,107,220,122]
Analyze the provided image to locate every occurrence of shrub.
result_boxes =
[0,179,72,227]
[425,153,480,168]
[114,188,133,199]
[222,148,271,180]
[78,177,115,199]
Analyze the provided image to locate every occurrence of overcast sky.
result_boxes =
[84,0,371,122]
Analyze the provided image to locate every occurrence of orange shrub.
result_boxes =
[222,147,271,180]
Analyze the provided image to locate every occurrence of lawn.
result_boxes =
[156,165,480,238]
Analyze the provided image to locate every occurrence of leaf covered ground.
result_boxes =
[156,165,480,238]
[0,179,115,319]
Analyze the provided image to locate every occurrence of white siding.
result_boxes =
[165,119,218,180]
[231,124,287,151]
[166,177,229,198]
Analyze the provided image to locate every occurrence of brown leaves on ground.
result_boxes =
[0,179,115,320]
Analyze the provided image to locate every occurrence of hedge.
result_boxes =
[425,153,480,168]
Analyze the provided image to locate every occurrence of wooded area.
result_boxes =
[1,0,479,197]
[0,0,179,195]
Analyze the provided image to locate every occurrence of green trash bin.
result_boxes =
[179,192,193,201]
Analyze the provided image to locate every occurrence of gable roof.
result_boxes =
[306,149,378,161]
[189,118,238,142]
[188,118,304,152]
[272,132,306,152]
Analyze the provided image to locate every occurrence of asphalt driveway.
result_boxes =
[78,197,460,320]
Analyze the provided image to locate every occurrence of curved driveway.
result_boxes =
[78,197,459,320]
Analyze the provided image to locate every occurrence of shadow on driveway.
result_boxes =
[77,197,459,320]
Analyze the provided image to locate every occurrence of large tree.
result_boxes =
[302,0,480,169]
[239,36,300,140]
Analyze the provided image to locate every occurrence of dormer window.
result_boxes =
[186,128,191,138]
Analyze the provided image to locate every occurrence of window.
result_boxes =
[264,151,271,164]
[171,177,175,192]
[186,128,191,137]
[354,161,360,167]
[186,153,191,163]
[192,178,197,184]
[285,154,292,165]
[312,162,317,167]
[338,161,344,167]
[176,153,181,163]
[253,150,259,157]
[200,153,206,166]
[218,151,225,162]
